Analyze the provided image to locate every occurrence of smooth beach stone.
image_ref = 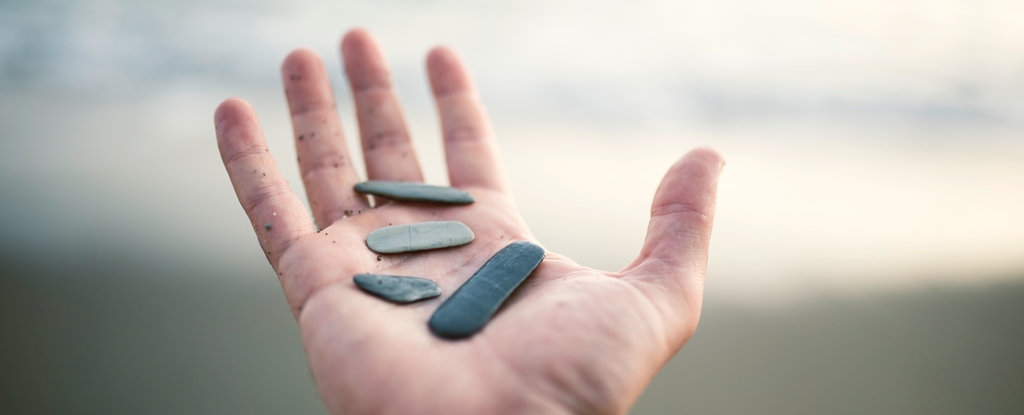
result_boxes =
[366,221,475,254]
[428,241,545,339]
[353,274,442,303]
[354,181,475,205]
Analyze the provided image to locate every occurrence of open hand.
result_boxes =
[214,29,724,415]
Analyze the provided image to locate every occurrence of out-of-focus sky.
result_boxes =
[1,0,1022,305]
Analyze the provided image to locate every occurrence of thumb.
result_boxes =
[623,147,724,339]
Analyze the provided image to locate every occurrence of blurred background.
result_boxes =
[1,0,1022,413]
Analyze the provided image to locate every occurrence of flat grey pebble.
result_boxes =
[366,221,474,254]
[354,274,442,303]
[428,241,545,339]
[354,181,475,205]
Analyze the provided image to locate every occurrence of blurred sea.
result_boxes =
[1,0,1023,413]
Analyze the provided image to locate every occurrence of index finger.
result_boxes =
[426,47,510,192]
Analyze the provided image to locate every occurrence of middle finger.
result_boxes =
[341,29,424,183]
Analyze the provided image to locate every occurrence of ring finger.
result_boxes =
[282,48,370,228]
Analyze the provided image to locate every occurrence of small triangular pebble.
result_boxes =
[354,274,442,303]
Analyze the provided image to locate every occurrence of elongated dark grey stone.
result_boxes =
[366,221,474,254]
[354,181,475,205]
[429,241,545,339]
[353,274,442,303]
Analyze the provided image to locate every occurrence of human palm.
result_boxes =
[214,29,723,415]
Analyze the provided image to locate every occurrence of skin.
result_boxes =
[214,28,724,415]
